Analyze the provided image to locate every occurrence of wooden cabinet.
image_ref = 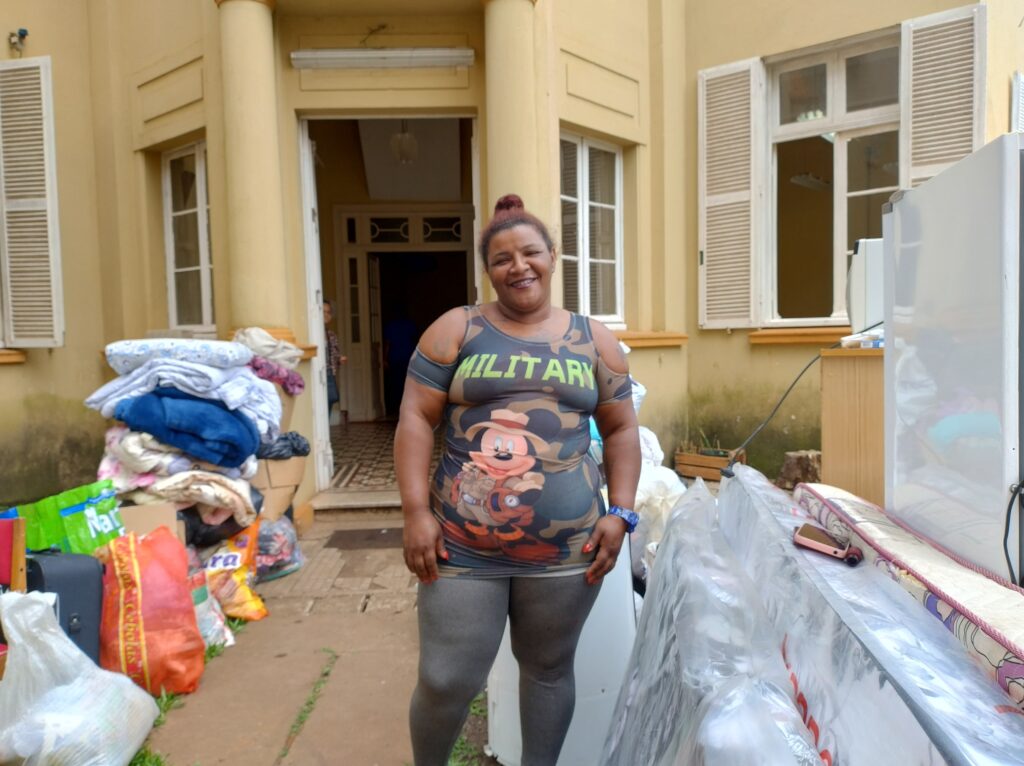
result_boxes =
[820,348,884,506]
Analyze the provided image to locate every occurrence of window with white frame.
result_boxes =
[772,39,900,321]
[559,135,624,323]
[698,4,986,330]
[162,143,214,330]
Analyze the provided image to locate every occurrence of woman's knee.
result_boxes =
[510,637,575,682]
[416,663,482,704]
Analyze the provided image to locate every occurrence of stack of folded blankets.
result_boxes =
[85,334,306,542]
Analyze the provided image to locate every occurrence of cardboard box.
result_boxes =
[119,502,186,544]
[251,456,306,491]
[260,486,299,522]
[251,456,307,520]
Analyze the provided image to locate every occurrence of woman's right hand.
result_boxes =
[403,511,448,584]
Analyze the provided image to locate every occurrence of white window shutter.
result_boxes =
[1012,71,1024,132]
[901,4,986,187]
[0,57,63,347]
[698,58,765,329]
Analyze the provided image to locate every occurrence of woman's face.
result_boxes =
[485,224,555,316]
[323,302,333,325]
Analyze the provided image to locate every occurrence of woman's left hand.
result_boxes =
[582,515,628,585]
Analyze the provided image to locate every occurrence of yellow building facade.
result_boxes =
[0,0,1019,505]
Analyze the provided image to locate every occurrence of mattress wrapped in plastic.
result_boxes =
[603,466,1024,766]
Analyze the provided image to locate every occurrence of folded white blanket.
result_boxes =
[106,338,253,375]
[85,358,281,442]
[233,327,303,371]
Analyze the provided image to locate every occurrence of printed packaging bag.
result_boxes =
[14,480,123,554]
[204,521,268,622]
[100,527,206,695]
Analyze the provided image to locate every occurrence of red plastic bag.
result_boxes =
[99,526,205,695]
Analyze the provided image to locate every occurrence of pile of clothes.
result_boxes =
[85,333,307,546]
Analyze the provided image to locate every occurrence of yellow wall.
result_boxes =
[679,0,996,474]
[0,1,112,502]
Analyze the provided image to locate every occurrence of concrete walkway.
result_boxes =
[148,510,420,766]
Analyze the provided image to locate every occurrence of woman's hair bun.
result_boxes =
[494,194,525,214]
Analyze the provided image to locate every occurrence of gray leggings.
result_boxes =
[410,574,601,766]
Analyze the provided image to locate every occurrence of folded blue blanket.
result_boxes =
[114,387,259,468]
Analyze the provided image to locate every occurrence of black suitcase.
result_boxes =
[26,550,103,663]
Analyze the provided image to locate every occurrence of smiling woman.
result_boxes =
[394,194,641,765]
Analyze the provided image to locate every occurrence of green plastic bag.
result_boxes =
[15,480,124,554]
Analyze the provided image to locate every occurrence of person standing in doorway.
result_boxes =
[323,299,347,426]
[395,194,641,765]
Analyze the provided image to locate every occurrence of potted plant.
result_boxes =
[674,429,746,481]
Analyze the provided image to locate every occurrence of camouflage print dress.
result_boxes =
[421,306,631,578]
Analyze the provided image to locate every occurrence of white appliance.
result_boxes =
[486,543,636,766]
[847,238,884,334]
[885,132,1023,580]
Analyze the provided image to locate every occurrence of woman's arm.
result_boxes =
[394,307,466,584]
[584,321,641,585]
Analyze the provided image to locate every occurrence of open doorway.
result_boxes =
[377,251,469,417]
[305,117,476,493]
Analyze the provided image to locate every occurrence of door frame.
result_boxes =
[333,204,476,422]
[298,119,333,491]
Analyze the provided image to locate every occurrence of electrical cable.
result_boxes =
[1003,481,1022,586]
[719,320,883,479]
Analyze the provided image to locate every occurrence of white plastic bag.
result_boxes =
[0,591,158,765]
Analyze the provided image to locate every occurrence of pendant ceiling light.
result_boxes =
[390,119,418,165]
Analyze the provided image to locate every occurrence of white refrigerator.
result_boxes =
[885,131,1023,582]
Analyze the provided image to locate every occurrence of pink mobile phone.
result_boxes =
[792,523,863,567]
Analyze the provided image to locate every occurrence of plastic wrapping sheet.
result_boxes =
[719,466,1024,765]
[602,481,821,766]
[630,465,687,586]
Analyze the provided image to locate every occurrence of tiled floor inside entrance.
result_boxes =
[327,420,442,496]
[329,420,401,490]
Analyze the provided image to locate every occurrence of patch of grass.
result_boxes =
[468,693,486,718]
[154,688,185,729]
[226,617,247,636]
[275,648,339,764]
[448,736,481,766]
[128,745,168,766]
[204,641,227,664]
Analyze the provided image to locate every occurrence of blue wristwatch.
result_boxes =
[607,505,639,533]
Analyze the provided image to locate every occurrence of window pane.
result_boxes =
[779,64,827,124]
[560,140,577,198]
[369,217,410,243]
[846,47,898,112]
[561,200,578,257]
[172,213,200,268]
[562,256,579,313]
[175,270,203,326]
[588,205,617,262]
[588,148,617,205]
[776,136,834,318]
[423,217,462,243]
[847,192,890,253]
[847,131,898,192]
[170,154,197,212]
[589,261,617,316]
